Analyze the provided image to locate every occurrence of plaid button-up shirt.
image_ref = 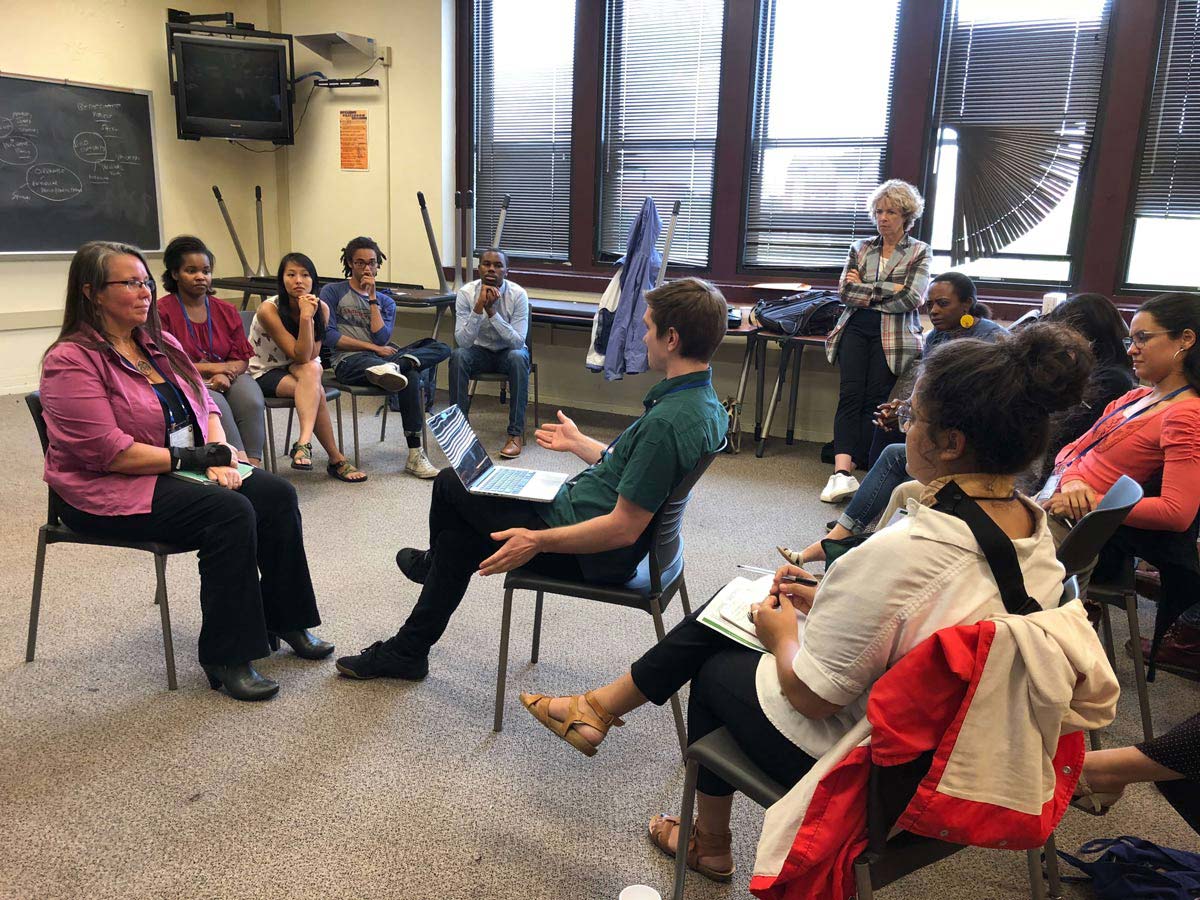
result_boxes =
[825,234,930,376]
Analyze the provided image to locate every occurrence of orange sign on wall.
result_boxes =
[339,110,368,171]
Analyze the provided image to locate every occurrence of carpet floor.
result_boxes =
[0,389,1196,900]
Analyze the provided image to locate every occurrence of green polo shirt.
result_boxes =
[539,369,727,552]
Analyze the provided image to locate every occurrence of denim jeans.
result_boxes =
[837,442,910,533]
[333,349,424,438]
[449,345,531,437]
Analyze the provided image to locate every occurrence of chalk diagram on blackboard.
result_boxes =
[0,103,142,204]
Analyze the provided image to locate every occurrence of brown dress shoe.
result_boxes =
[1127,621,1200,680]
[499,436,523,458]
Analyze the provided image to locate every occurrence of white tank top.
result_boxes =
[247,296,291,379]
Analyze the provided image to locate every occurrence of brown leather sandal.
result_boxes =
[519,690,624,757]
[647,814,735,883]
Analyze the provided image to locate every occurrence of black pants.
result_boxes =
[631,600,817,796]
[1139,712,1200,835]
[59,471,320,666]
[389,468,623,657]
[833,310,897,470]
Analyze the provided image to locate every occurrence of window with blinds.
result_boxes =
[743,0,901,270]
[473,0,576,261]
[927,0,1112,283]
[597,0,724,267]
[1126,0,1200,288]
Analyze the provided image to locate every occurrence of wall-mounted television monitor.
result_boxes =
[172,35,293,144]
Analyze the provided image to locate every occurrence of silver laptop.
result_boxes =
[427,405,568,502]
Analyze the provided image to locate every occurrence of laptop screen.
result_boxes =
[428,405,493,487]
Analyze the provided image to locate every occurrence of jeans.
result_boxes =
[449,345,531,437]
[630,598,818,796]
[837,442,910,534]
[209,372,265,461]
[334,349,425,446]
[59,471,321,666]
[833,310,897,469]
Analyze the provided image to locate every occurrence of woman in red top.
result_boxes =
[1043,293,1200,530]
[157,236,265,466]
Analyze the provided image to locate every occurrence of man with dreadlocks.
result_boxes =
[320,235,440,478]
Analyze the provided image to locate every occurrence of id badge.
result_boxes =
[169,423,196,450]
[1036,474,1061,504]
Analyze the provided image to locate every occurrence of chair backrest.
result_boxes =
[239,308,256,334]
[25,392,64,527]
[646,440,726,592]
[1056,474,1144,578]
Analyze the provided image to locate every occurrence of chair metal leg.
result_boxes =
[679,579,692,617]
[1098,603,1116,666]
[671,758,700,900]
[853,860,874,900]
[336,395,344,450]
[351,394,361,468]
[652,597,688,756]
[154,554,178,691]
[530,591,544,664]
[1044,833,1063,900]
[381,404,389,442]
[1124,589,1154,742]
[1088,729,1102,751]
[533,365,540,429]
[494,587,514,732]
[26,529,48,661]
[785,343,803,445]
[285,408,294,451]
[1027,847,1047,900]
[264,409,277,473]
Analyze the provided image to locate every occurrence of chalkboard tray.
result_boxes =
[0,74,162,254]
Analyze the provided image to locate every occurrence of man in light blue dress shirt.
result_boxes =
[450,248,531,458]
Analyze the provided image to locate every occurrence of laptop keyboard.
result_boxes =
[479,467,536,494]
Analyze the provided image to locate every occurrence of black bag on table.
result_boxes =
[749,290,842,336]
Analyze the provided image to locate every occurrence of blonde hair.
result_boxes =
[868,179,925,231]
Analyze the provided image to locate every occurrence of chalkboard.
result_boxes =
[0,74,162,254]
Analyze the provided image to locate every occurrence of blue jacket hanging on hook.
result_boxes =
[593,197,662,381]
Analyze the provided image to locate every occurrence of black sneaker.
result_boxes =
[335,641,429,680]
[396,547,433,584]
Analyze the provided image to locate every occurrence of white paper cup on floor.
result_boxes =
[619,886,662,900]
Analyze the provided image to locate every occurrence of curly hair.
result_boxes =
[868,179,925,231]
[339,236,387,278]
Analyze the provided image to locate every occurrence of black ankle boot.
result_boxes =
[268,629,335,660]
[201,663,279,701]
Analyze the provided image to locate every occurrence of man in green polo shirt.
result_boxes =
[337,277,729,681]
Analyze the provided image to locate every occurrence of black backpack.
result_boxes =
[750,290,842,336]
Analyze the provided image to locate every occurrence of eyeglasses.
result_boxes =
[104,278,156,293]
[350,259,378,269]
[896,402,916,433]
[1123,330,1171,350]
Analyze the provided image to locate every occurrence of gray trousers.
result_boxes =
[209,372,266,461]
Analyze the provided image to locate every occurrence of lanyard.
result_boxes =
[116,347,191,433]
[182,296,217,361]
[599,375,712,460]
[1059,385,1193,471]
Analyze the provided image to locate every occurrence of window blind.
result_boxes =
[1134,0,1200,219]
[932,1,1113,265]
[743,0,901,269]
[597,0,724,267]
[474,0,576,260]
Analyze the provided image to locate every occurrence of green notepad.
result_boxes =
[169,463,256,485]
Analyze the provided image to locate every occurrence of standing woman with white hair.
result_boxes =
[821,179,929,503]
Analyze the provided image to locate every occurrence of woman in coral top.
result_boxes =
[1043,292,1200,531]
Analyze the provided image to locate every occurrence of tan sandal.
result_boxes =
[1071,772,1123,816]
[519,690,624,757]
[647,814,735,883]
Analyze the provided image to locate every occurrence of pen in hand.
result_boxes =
[737,563,818,586]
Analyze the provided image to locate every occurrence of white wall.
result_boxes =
[0,0,284,393]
